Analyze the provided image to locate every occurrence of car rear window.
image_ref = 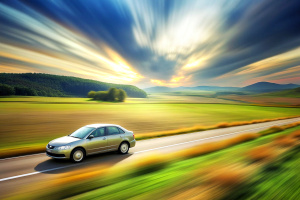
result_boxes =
[118,128,125,133]
[107,126,120,135]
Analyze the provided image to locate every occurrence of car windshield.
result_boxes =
[69,127,95,139]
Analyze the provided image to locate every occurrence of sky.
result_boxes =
[0,0,300,88]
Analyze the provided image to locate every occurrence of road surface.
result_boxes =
[0,117,299,199]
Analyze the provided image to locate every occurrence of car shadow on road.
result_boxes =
[35,151,133,174]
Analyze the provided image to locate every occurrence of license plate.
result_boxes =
[47,149,52,153]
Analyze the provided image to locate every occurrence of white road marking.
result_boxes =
[0,118,299,182]
[134,120,298,153]
[0,153,44,161]
[0,165,82,182]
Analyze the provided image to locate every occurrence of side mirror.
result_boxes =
[88,135,94,139]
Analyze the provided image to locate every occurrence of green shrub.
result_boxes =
[88,88,127,102]
[107,88,118,101]
[87,91,96,98]
[94,91,108,101]
[118,89,126,102]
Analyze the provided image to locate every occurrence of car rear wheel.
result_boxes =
[71,148,85,163]
[119,142,129,154]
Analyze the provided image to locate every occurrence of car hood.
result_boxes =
[49,136,81,146]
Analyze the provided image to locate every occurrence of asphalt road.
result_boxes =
[0,117,299,199]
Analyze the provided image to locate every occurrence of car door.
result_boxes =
[106,126,123,150]
[86,127,107,154]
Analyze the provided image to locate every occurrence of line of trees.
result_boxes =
[0,84,14,96]
[88,88,127,102]
[0,83,46,96]
[0,83,63,97]
[0,73,147,98]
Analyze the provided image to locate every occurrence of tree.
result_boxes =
[14,86,37,96]
[107,88,118,101]
[88,88,127,102]
[37,90,48,96]
[94,91,108,101]
[0,84,15,96]
[87,91,96,98]
[118,89,126,102]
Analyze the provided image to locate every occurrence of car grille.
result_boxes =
[46,152,65,158]
[47,144,55,149]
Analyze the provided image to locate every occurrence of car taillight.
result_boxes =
[133,133,135,139]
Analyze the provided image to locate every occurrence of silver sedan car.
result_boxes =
[46,124,136,162]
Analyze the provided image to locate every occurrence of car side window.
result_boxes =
[118,128,125,134]
[92,128,105,137]
[107,126,120,135]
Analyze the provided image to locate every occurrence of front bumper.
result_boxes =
[46,147,72,159]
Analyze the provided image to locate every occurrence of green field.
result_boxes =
[0,97,299,152]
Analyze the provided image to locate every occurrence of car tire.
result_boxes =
[70,148,85,163]
[118,142,129,154]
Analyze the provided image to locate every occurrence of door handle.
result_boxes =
[103,137,106,140]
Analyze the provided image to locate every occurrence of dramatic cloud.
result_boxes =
[0,0,299,87]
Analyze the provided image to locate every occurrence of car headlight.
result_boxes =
[55,145,71,150]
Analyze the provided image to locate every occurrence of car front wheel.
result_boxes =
[71,148,85,163]
[119,142,129,154]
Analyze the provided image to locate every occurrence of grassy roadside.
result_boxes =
[8,121,300,200]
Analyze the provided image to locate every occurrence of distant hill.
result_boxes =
[259,87,300,98]
[195,86,240,91]
[144,86,240,93]
[144,86,173,93]
[0,73,147,98]
[144,81,299,94]
[241,82,299,93]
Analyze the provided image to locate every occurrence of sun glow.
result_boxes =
[151,75,191,87]
[170,76,185,83]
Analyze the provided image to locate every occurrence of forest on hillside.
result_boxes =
[0,73,147,98]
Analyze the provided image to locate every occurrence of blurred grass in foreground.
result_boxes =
[9,122,300,200]
[0,97,299,158]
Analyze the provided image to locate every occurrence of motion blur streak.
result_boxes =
[1,0,300,87]
[0,1,141,83]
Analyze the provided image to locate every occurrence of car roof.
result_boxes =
[85,124,121,128]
